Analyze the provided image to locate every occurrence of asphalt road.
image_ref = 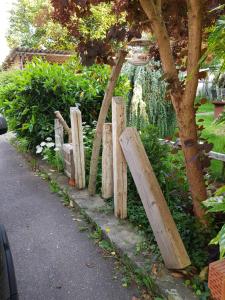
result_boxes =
[0,135,138,300]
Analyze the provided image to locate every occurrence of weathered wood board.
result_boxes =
[102,123,113,199]
[120,127,191,269]
[70,107,85,189]
[54,119,64,152]
[62,143,75,180]
[112,97,127,219]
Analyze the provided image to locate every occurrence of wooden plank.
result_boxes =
[208,151,225,162]
[88,50,127,195]
[62,143,75,180]
[70,108,85,189]
[120,127,191,269]
[102,123,113,199]
[112,97,127,219]
[54,119,64,152]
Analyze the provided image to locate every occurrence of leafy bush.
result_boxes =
[0,57,129,151]
[203,185,225,258]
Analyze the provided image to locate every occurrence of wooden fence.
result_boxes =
[54,98,194,269]
[159,138,225,177]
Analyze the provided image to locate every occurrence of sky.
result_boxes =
[0,0,15,63]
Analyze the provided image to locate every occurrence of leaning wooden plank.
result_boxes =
[70,107,85,189]
[120,128,191,269]
[102,123,113,199]
[54,110,72,143]
[112,97,127,219]
[88,50,127,196]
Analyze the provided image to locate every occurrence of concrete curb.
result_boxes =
[22,151,197,300]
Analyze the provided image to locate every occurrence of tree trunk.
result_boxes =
[175,101,207,219]
[139,0,207,220]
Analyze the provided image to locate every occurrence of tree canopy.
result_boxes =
[51,0,224,66]
[50,0,225,220]
[7,0,121,52]
[7,0,75,50]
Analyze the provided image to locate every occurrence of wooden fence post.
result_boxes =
[70,107,85,189]
[112,97,127,219]
[54,119,64,153]
[102,123,113,199]
[120,127,191,269]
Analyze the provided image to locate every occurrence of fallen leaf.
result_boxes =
[151,263,158,275]
[200,98,207,104]
[199,266,208,281]
[171,272,184,278]
[105,227,110,233]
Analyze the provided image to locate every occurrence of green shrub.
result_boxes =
[203,185,225,259]
[0,58,129,151]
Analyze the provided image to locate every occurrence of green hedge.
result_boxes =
[0,58,129,150]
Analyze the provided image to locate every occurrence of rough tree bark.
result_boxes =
[139,0,207,219]
[88,50,127,196]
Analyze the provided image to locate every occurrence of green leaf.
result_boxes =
[210,224,225,259]
[215,185,225,196]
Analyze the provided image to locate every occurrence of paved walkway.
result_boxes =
[0,136,138,300]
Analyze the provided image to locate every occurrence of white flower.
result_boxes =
[46,137,52,142]
[36,145,43,154]
[54,147,59,152]
[40,142,46,147]
[46,142,55,148]
[216,196,224,203]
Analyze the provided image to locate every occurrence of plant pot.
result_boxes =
[208,258,225,300]
[212,101,225,119]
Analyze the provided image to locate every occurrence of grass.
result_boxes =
[196,113,225,179]
[197,101,214,113]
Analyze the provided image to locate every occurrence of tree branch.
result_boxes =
[139,0,180,94]
[155,0,162,14]
[54,110,72,143]
[88,50,127,195]
[183,0,202,105]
